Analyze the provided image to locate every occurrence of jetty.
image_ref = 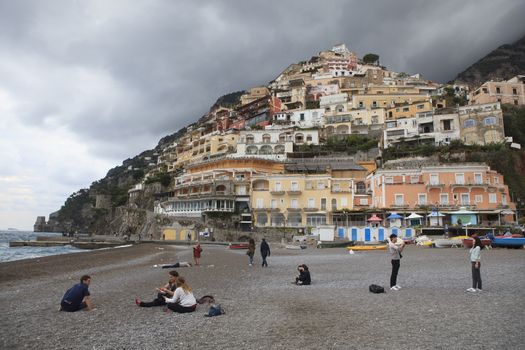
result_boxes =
[9,240,128,250]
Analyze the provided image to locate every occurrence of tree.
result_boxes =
[363,53,379,64]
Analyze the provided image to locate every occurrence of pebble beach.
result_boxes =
[1,243,524,350]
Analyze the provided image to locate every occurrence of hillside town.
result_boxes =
[37,44,524,238]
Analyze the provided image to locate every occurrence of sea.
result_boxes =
[0,230,83,263]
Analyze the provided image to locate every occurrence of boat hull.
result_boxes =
[491,237,525,248]
[347,245,387,251]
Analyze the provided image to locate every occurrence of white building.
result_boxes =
[320,93,350,115]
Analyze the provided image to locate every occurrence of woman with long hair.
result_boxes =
[164,277,197,313]
[467,236,483,292]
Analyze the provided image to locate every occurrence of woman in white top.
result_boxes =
[467,236,483,292]
[164,277,197,313]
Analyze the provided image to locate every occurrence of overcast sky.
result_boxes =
[1,0,524,230]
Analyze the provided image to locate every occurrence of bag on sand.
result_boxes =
[197,295,215,304]
[369,284,385,294]
[205,304,225,317]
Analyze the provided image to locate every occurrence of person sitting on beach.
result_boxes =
[135,270,178,307]
[60,275,94,312]
[293,264,311,285]
[164,277,197,313]
[157,261,192,268]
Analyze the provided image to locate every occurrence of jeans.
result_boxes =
[248,254,254,265]
[167,303,196,313]
[262,254,268,267]
[140,293,166,307]
[471,262,482,289]
[390,259,400,287]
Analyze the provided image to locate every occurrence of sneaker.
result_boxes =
[153,264,158,268]
[390,286,399,291]
[476,289,482,292]
[466,288,476,293]
[395,285,402,289]
[135,298,141,306]
[249,264,253,267]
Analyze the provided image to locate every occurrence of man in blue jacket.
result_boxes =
[60,275,94,312]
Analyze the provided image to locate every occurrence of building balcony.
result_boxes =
[287,190,302,195]
[253,188,269,192]
[287,207,302,212]
[303,207,319,212]
[427,183,445,189]
[253,207,281,212]
[391,204,409,208]
[270,190,285,195]
[202,208,235,213]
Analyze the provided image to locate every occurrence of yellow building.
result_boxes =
[352,92,431,110]
[386,100,433,120]
[251,160,370,227]
[175,131,239,168]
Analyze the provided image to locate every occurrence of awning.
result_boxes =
[500,209,515,215]
[367,214,382,222]
[406,212,423,219]
[427,211,445,217]
[387,212,403,219]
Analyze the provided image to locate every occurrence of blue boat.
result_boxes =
[491,237,525,248]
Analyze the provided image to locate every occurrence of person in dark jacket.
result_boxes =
[294,264,311,285]
[60,275,94,312]
[135,270,179,307]
[247,238,256,266]
[260,238,271,267]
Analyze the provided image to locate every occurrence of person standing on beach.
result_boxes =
[60,275,94,312]
[467,236,483,292]
[193,243,203,266]
[247,238,256,266]
[260,238,270,267]
[136,270,179,307]
[388,234,405,291]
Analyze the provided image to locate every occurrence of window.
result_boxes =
[306,214,326,226]
[300,113,305,121]
[359,198,368,205]
[440,194,449,205]
[306,181,313,190]
[262,134,271,144]
[291,182,299,191]
[464,119,476,128]
[418,194,427,205]
[395,194,404,206]
[475,195,483,204]
[308,198,315,208]
[502,195,507,205]
[246,134,254,144]
[341,197,348,207]
[274,182,281,191]
[460,193,470,205]
[410,175,420,184]
[496,87,501,94]
[474,173,482,184]
[385,177,394,184]
[256,214,268,226]
[237,185,246,195]
[484,117,496,126]
[488,193,497,203]
[331,198,337,210]
[403,107,409,112]
[256,198,263,209]
[455,173,465,185]
[512,88,518,95]
[430,174,439,185]
[306,135,313,142]
[443,119,451,131]
[271,199,277,208]
[417,104,424,109]
[317,181,325,189]
[291,199,298,208]
[321,198,327,211]
[493,177,499,184]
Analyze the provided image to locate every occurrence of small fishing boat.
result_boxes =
[286,244,307,250]
[434,238,463,248]
[228,243,249,249]
[461,238,492,248]
[317,241,354,249]
[490,237,525,248]
[347,245,387,251]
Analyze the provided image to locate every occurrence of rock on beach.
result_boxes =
[1,244,524,349]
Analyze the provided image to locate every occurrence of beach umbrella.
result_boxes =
[387,212,403,220]
[367,214,382,222]
[406,213,423,219]
[426,212,445,217]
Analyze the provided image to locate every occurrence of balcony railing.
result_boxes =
[270,190,285,195]
[287,190,302,195]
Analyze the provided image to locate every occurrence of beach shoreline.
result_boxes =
[1,244,524,349]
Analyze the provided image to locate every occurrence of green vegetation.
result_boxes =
[363,53,379,64]
[56,189,93,228]
[305,100,320,109]
[440,86,468,106]
[296,135,377,154]
[144,172,172,187]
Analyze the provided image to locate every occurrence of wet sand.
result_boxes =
[1,243,524,349]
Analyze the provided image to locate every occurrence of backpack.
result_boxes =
[369,284,385,293]
[205,304,225,317]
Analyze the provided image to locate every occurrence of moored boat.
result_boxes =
[461,238,492,248]
[317,240,354,249]
[228,243,249,249]
[491,237,525,248]
[347,245,387,251]
[434,238,463,248]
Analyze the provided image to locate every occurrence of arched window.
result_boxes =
[262,134,271,143]
[484,130,501,144]
[464,119,476,128]
[278,133,286,143]
[260,145,273,155]
[246,145,258,155]
[331,198,337,210]
[256,214,268,226]
[271,213,285,227]
[306,135,313,142]
[246,134,254,144]
[274,144,285,154]
[355,181,366,194]
[295,133,304,144]
[288,213,302,227]
[336,125,349,134]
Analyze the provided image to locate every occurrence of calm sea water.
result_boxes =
[0,230,83,263]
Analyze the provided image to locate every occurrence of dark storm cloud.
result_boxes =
[1,0,524,161]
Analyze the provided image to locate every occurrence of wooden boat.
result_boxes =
[347,245,387,251]
[228,243,249,249]
[402,237,415,245]
[286,244,307,250]
[461,238,492,248]
[491,237,525,248]
[317,241,354,249]
[434,238,463,248]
